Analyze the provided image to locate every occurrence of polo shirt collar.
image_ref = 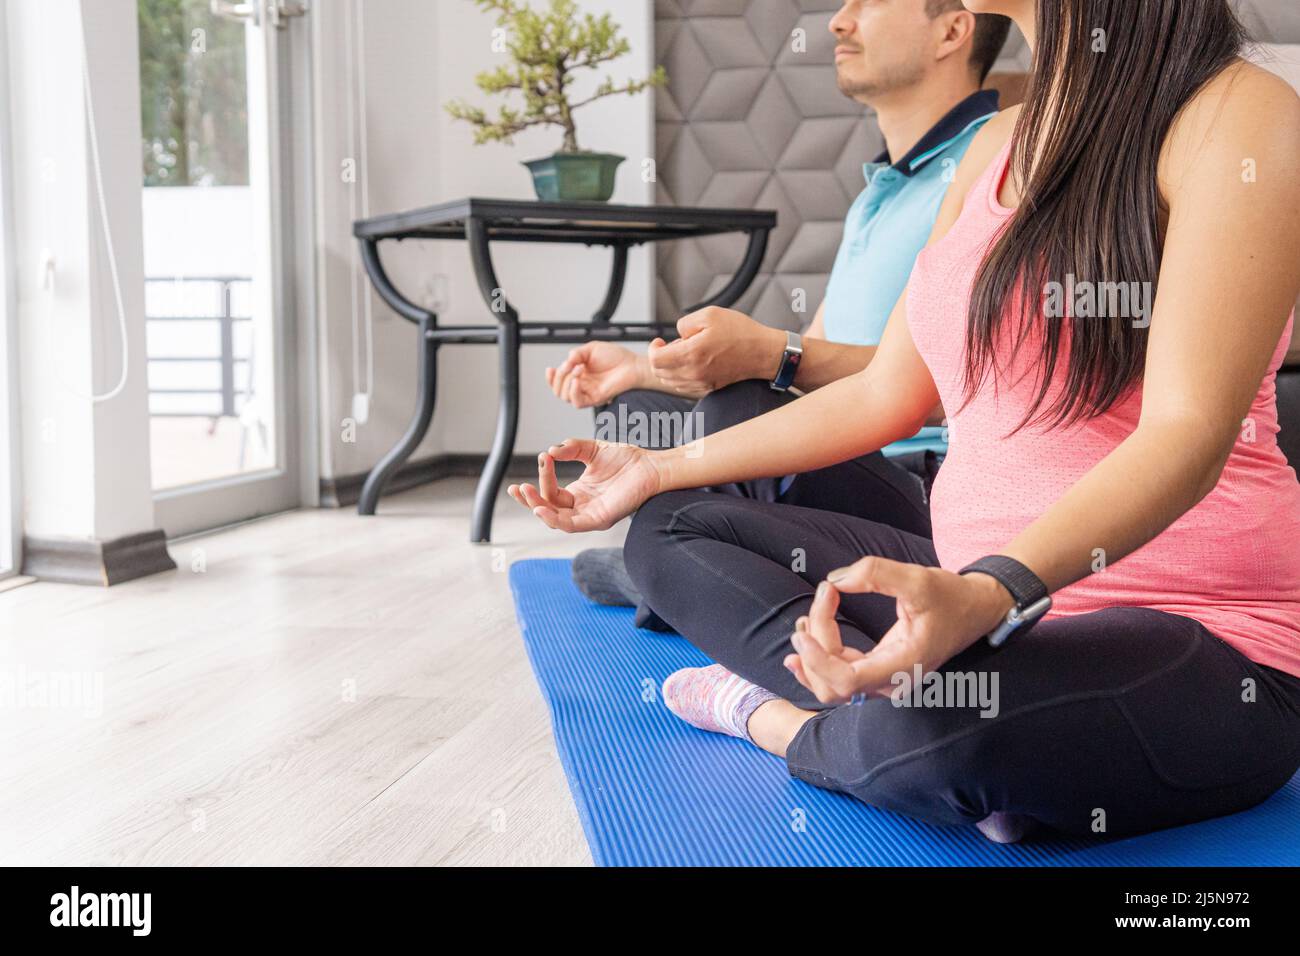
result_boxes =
[871,89,1000,178]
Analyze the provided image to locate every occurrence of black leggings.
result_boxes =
[624,491,1300,838]
[600,380,934,536]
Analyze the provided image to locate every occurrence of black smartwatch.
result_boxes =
[959,555,1052,647]
[770,331,803,392]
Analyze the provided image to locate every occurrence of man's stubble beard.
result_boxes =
[836,59,926,102]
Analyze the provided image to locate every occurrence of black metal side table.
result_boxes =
[353,197,777,542]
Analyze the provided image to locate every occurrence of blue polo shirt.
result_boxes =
[823,89,999,457]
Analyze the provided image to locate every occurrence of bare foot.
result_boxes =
[746,699,816,758]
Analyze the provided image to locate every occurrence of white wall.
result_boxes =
[312,0,656,480]
[312,0,441,479]
[83,0,155,541]
[429,0,656,456]
[9,0,94,538]
[0,0,19,572]
[6,0,155,542]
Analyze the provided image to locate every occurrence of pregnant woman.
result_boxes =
[509,0,1300,843]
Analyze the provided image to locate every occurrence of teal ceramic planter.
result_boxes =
[523,152,625,202]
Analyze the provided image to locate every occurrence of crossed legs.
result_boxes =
[626,490,1300,838]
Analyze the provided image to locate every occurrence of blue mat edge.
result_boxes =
[509,563,618,867]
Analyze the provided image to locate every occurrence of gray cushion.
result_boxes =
[1235,1,1300,43]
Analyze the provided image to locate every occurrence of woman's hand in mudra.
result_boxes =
[785,557,1016,705]
[508,439,665,533]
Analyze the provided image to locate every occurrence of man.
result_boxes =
[545,0,1011,623]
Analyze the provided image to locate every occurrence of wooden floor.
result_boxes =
[0,479,629,866]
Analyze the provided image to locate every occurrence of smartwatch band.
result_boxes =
[960,555,1049,608]
[959,555,1052,647]
[770,331,803,392]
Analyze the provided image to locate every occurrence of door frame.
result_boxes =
[150,6,319,537]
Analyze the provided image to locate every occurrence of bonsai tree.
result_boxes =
[445,0,667,154]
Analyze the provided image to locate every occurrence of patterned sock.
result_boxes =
[661,664,779,743]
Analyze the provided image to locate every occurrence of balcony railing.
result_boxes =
[144,275,252,418]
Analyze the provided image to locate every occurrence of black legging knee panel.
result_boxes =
[625,490,1300,838]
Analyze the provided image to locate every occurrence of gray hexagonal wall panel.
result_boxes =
[653,1,1033,330]
[653,0,1298,330]
[655,0,864,330]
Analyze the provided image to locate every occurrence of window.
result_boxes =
[139,0,270,491]
[139,0,309,537]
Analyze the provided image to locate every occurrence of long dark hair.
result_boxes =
[965,0,1245,430]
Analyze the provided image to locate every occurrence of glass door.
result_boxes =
[139,0,308,536]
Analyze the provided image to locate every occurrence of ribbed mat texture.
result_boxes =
[511,559,1300,867]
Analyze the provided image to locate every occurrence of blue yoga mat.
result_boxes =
[510,558,1300,867]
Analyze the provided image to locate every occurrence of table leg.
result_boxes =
[358,315,437,515]
[683,227,771,312]
[590,244,628,324]
[466,216,522,543]
[471,320,520,543]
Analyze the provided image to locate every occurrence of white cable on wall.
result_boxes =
[76,0,131,404]
[346,0,374,425]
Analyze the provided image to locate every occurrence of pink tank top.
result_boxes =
[907,140,1300,677]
